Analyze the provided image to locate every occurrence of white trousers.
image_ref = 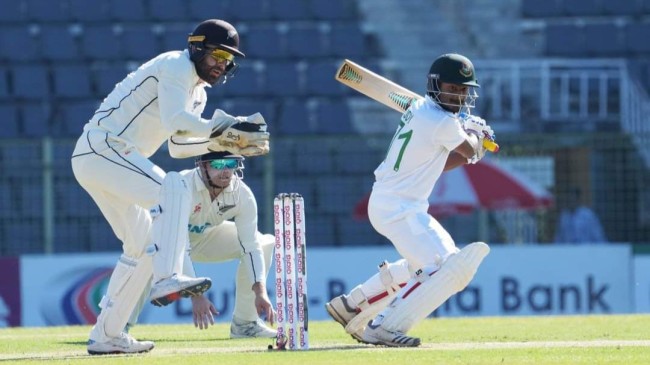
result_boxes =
[72,130,165,257]
[367,192,458,271]
[190,221,274,322]
[72,130,164,338]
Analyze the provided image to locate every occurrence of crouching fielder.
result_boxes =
[325,53,494,347]
[182,152,276,338]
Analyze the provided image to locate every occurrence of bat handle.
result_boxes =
[483,139,499,153]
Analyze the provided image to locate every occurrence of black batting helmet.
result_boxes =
[188,19,245,59]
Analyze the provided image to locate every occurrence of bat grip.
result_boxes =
[483,139,499,153]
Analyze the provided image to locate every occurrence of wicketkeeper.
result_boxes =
[71,19,270,355]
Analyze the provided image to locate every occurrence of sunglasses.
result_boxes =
[207,49,235,65]
[209,159,239,170]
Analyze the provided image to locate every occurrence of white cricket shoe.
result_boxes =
[87,332,154,355]
[362,321,421,347]
[325,295,365,342]
[150,274,211,307]
[230,316,277,338]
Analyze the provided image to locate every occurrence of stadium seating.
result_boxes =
[562,0,603,17]
[55,100,97,136]
[187,0,231,22]
[3,221,44,254]
[68,0,111,22]
[40,25,81,62]
[583,23,626,57]
[109,0,147,22]
[227,0,270,21]
[0,67,9,99]
[269,0,310,20]
[148,0,188,22]
[305,61,344,96]
[121,24,161,61]
[20,103,50,137]
[12,65,49,100]
[293,138,333,174]
[19,182,44,218]
[545,24,586,57]
[88,219,121,252]
[521,0,563,18]
[602,0,640,16]
[25,0,69,22]
[81,25,122,61]
[309,0,356,20]
[243,24,287,59]
[330,24,366,58]
[278,100,313,135]
[0,105,19,138]
[0,182,15,217]
[626,23,650,56]
[304,215,336,246]
[0,0,28,23]
[51,64,93,99]
[286,24,328,58]
[315,99,354,134]
[0,0,375,253]
[264,61,304,97]
[0,26,40,62]
[94,63,128,96]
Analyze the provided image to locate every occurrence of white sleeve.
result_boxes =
[234,186,266,285]
[157,61,214,138]
[167,136,211,158]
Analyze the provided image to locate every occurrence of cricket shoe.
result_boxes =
[87,332,154,355]
[362,321,421,347]
[325,295,365,342]
[150,274,212,307]
[230,316,277,338]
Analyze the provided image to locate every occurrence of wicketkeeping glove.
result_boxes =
[209,111,270,156]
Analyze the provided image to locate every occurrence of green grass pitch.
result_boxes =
[1,315,649,364]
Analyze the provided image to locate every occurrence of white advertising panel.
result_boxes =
[20,245,633,327]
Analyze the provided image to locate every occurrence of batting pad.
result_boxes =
[344,259,411,334]
[92,254,153,340]
[152,172,191,282]
[380,242,490,333]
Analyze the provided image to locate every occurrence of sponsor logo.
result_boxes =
[459,62,473,78]
[40,267,112,325]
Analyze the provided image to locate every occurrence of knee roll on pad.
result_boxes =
[380,242,490,333]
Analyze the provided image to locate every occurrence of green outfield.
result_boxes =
[1,315,649,364]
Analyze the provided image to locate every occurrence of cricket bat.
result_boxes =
[335,59,499,153]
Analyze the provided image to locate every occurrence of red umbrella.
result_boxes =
[354,159,553,219]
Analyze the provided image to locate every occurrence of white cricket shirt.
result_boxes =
[82,50,215,158]
[372,96,467,202]
[181,169,266,285]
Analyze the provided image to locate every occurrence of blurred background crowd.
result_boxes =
[0,0,649,255]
